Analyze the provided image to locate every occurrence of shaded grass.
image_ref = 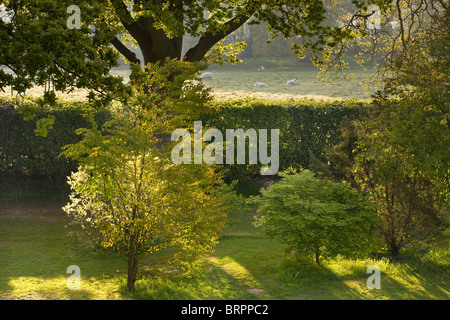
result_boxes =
[0,209,126,299]
[0,202,448,300]
[0,175,70,203]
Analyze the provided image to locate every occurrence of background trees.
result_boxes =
[310,8,449,256]
[353,9,449,256]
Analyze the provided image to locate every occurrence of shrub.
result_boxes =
[254,170,379,264]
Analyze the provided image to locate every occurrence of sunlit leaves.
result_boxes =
[254,170,379,263]
[62,60,231,289]
[0,0,123,98]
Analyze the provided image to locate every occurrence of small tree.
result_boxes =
[62,60,230,291]
[353,12,449,256]
[254,170,379,265]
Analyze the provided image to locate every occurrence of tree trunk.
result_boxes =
[388,241,400,257]
[315,251,321,266]
[126,234,140,291]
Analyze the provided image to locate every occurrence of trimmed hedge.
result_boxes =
[201,98,368,182]
[0,97,369,187]
[0,98,110,179]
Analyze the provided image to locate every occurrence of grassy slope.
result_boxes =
[0,201,448,300]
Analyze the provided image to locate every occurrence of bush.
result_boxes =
[253,170,379,264]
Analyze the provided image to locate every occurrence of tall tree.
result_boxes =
[0,0,399,99]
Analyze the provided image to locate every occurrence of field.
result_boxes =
[0,58,377,101]
[206,58,376,101]
[0,201,448,300]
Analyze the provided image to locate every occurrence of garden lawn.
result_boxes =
[0,201,448,300]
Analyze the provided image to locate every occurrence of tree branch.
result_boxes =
[183,10,256,62]
[110,0,145,41]
[395,0,406,49]
[111,37,141,65]
[110,0,135,26]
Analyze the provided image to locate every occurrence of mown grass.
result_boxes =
[0,201,448,300]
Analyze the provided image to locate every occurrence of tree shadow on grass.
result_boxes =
[132,237,364,300]
[201,234,450,300]
[128,266,257,300]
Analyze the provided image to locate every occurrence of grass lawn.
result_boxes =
[0,201,448,300]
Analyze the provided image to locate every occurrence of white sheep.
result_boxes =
[287,79,298,85]
[258,66,265,72]
[200,72,213,80]
[254,82,267,87]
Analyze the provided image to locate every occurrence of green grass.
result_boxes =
[109,57,376,101]
[204,57,375,100]
[0,200,448,300]
[2,57,376,101]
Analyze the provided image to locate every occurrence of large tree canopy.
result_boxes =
[1,0,446,98]
[0,0,384,96]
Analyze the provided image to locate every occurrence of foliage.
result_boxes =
[309,100,447,257]
[62,60,230,291]
[1,96,368,190]
[0,97,110,179]
[253,170,379,264]
[304,12,449,257]
[355,128,447,256]
[0,0,401,98]
[317,0,447,85]
[382,10,450,199]
[0,0,124,103]
[201,98,367,183]
[308,116,362,188]
[351,11,449,257]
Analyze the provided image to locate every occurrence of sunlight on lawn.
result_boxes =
[5,275,123,300]
[208,256,267,297]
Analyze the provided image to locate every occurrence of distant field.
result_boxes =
[0,58,376,101]
[206,58,376,101]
